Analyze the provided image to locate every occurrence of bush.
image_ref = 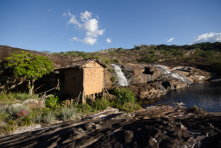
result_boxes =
[140,53,158,63]
[110,76,116,82]
[43,111,56,124]
[111,88,141,112]
[113,88,136,104]
[45,95,60,110]
[193,105,199,112]
[16,110,27,118]
[7,105,27,118]
[60,107,76,121]
[92,99,109,111]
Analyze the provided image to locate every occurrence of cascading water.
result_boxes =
[154,65,192,84]
[111,64,129,86]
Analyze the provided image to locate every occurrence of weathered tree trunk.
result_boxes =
[28,79,35,95]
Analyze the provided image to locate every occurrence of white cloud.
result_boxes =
[69,37,79,41]
[67,11,105,45]
[48,9,51,12]
[167,37,174,42]
[80,11,92,22]
[69,37,97,45]
[106,38,112,43]
[191,32,221,44]
[81,37,97,45]
[61,13,66,16]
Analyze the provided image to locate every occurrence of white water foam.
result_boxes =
[154,65,192,84]
[111,64,129,86]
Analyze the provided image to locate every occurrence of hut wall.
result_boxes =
[63,69,83,95]
[84,62,104,95]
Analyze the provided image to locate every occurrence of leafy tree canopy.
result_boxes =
[5,50,54,94]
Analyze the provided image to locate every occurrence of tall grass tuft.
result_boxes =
[60,107,76,121]
[43,111,56,124]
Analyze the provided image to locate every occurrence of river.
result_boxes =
[144,82,221,112]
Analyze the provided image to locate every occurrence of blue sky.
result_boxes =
[0,0,221,52]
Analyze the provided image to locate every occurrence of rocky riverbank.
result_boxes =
[0,104,220,148]
[107,64,212,101]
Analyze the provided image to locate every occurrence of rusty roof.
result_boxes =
[55,59,107,70]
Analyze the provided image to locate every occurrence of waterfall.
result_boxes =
[154,65,192,84]
[111,64,129,86]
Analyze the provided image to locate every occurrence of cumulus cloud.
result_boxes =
[191,32,221,44]
[167,37,174,42]
[67,11,105,45]
[82,37,97,45]
[106,38,112,43]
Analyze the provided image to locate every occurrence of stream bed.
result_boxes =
[144,81,221,112]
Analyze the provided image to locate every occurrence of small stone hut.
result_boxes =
[55,59,107,103]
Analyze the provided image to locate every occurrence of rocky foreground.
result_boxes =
[0,105,221,148]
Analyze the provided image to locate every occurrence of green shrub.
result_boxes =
[60,107,76,121]
[92,99,109,111]
[4,123,16,135]
[76,103,93,114]
[110,76,116,82]
[0,112,9,121]
[193,105,199,112]
[200,108,207,114]
[7,106,27,118]
[45,95,60,110]
[30,108,43,123]
[111,88,141,112]
[113,88,136,104]
[43,111,56,124]
[140,53,158,63]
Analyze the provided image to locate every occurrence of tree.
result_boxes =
[5,50,54,95]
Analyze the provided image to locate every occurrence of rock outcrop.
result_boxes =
[109,64,212,100]
[1,105,221,148]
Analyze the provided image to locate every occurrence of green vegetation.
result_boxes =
[110,88,142,112]
[193,105,199,112]
[192,105,207,114]
[0,88,142,135]
[51,42,221,74]
[45,95,60,110]
[5,50,54,95]
[59,107,76,121]
[140,53,159,63]
[0,92,38,103]
[110,76,116,82]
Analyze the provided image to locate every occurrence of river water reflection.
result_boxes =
[144,82,221,112]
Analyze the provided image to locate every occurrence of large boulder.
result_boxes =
[172,66,211,82]
[127,77,188,100]
[120,64,165,84]
[128,83,164,100]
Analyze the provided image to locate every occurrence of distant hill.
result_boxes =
[1,42,221,72]
[0,45,83,68]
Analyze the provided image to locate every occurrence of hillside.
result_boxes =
[0,45,82,68]
[52,42,221,73]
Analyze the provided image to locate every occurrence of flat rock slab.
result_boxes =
[0,106,221,148]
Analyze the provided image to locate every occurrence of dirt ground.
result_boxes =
[0,105,221,148]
